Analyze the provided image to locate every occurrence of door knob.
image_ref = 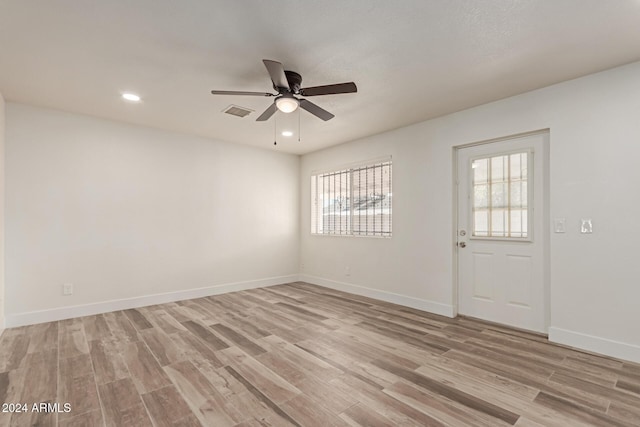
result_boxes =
[458,242,466,248]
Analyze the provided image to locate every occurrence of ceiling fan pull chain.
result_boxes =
[273,115,277,146]
[298,109,301,143]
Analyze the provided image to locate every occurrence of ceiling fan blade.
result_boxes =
[263,59,290,90]
[300,82,357,97]
[299,99,334,121]
[211,90,273,96]
[256,103,277,121]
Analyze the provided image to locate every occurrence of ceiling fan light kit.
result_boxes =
[211,59,357,123]
[275,94,299,113]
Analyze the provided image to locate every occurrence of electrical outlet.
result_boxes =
[345,266,351,276]
[63,283,73,296]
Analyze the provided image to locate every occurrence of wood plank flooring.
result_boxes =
[1,282,639,426]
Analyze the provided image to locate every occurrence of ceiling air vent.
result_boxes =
[223,105,253,118]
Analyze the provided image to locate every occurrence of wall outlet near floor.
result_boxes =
[345,266,351,276]
[63,283,73,295]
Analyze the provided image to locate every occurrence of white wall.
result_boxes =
[0,92,5,333]
[300,61,640,362]
[5,104,299,325]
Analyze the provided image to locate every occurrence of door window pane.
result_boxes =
[472,152,529,238]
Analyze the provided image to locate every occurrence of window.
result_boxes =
[472,151,529,238]
[311,159,392,237]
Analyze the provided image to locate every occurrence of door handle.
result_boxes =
[458,242,466,248]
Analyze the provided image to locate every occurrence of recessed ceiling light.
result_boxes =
[281,131,293,137]
[122,93,141,102]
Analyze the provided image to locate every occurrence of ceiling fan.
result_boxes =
[211,59,357,121]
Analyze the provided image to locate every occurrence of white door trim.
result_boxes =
[452,129,550,332]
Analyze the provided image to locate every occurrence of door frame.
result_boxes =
[451,129,551,333]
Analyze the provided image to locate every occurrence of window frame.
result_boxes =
[310,157,392,238]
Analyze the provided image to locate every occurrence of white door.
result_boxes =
[456,132,548,333]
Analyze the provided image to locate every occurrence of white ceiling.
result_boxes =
[1,1,640,155]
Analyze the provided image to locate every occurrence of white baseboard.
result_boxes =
[5,274,299,328]
[549,327,640,364]
[300,274,454,318]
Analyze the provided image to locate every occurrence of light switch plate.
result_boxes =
[554,218,566,233]
[581,219,593,234]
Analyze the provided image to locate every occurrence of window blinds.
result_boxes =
[311,160,392,237]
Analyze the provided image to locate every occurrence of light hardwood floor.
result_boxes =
[1,282,639,426]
